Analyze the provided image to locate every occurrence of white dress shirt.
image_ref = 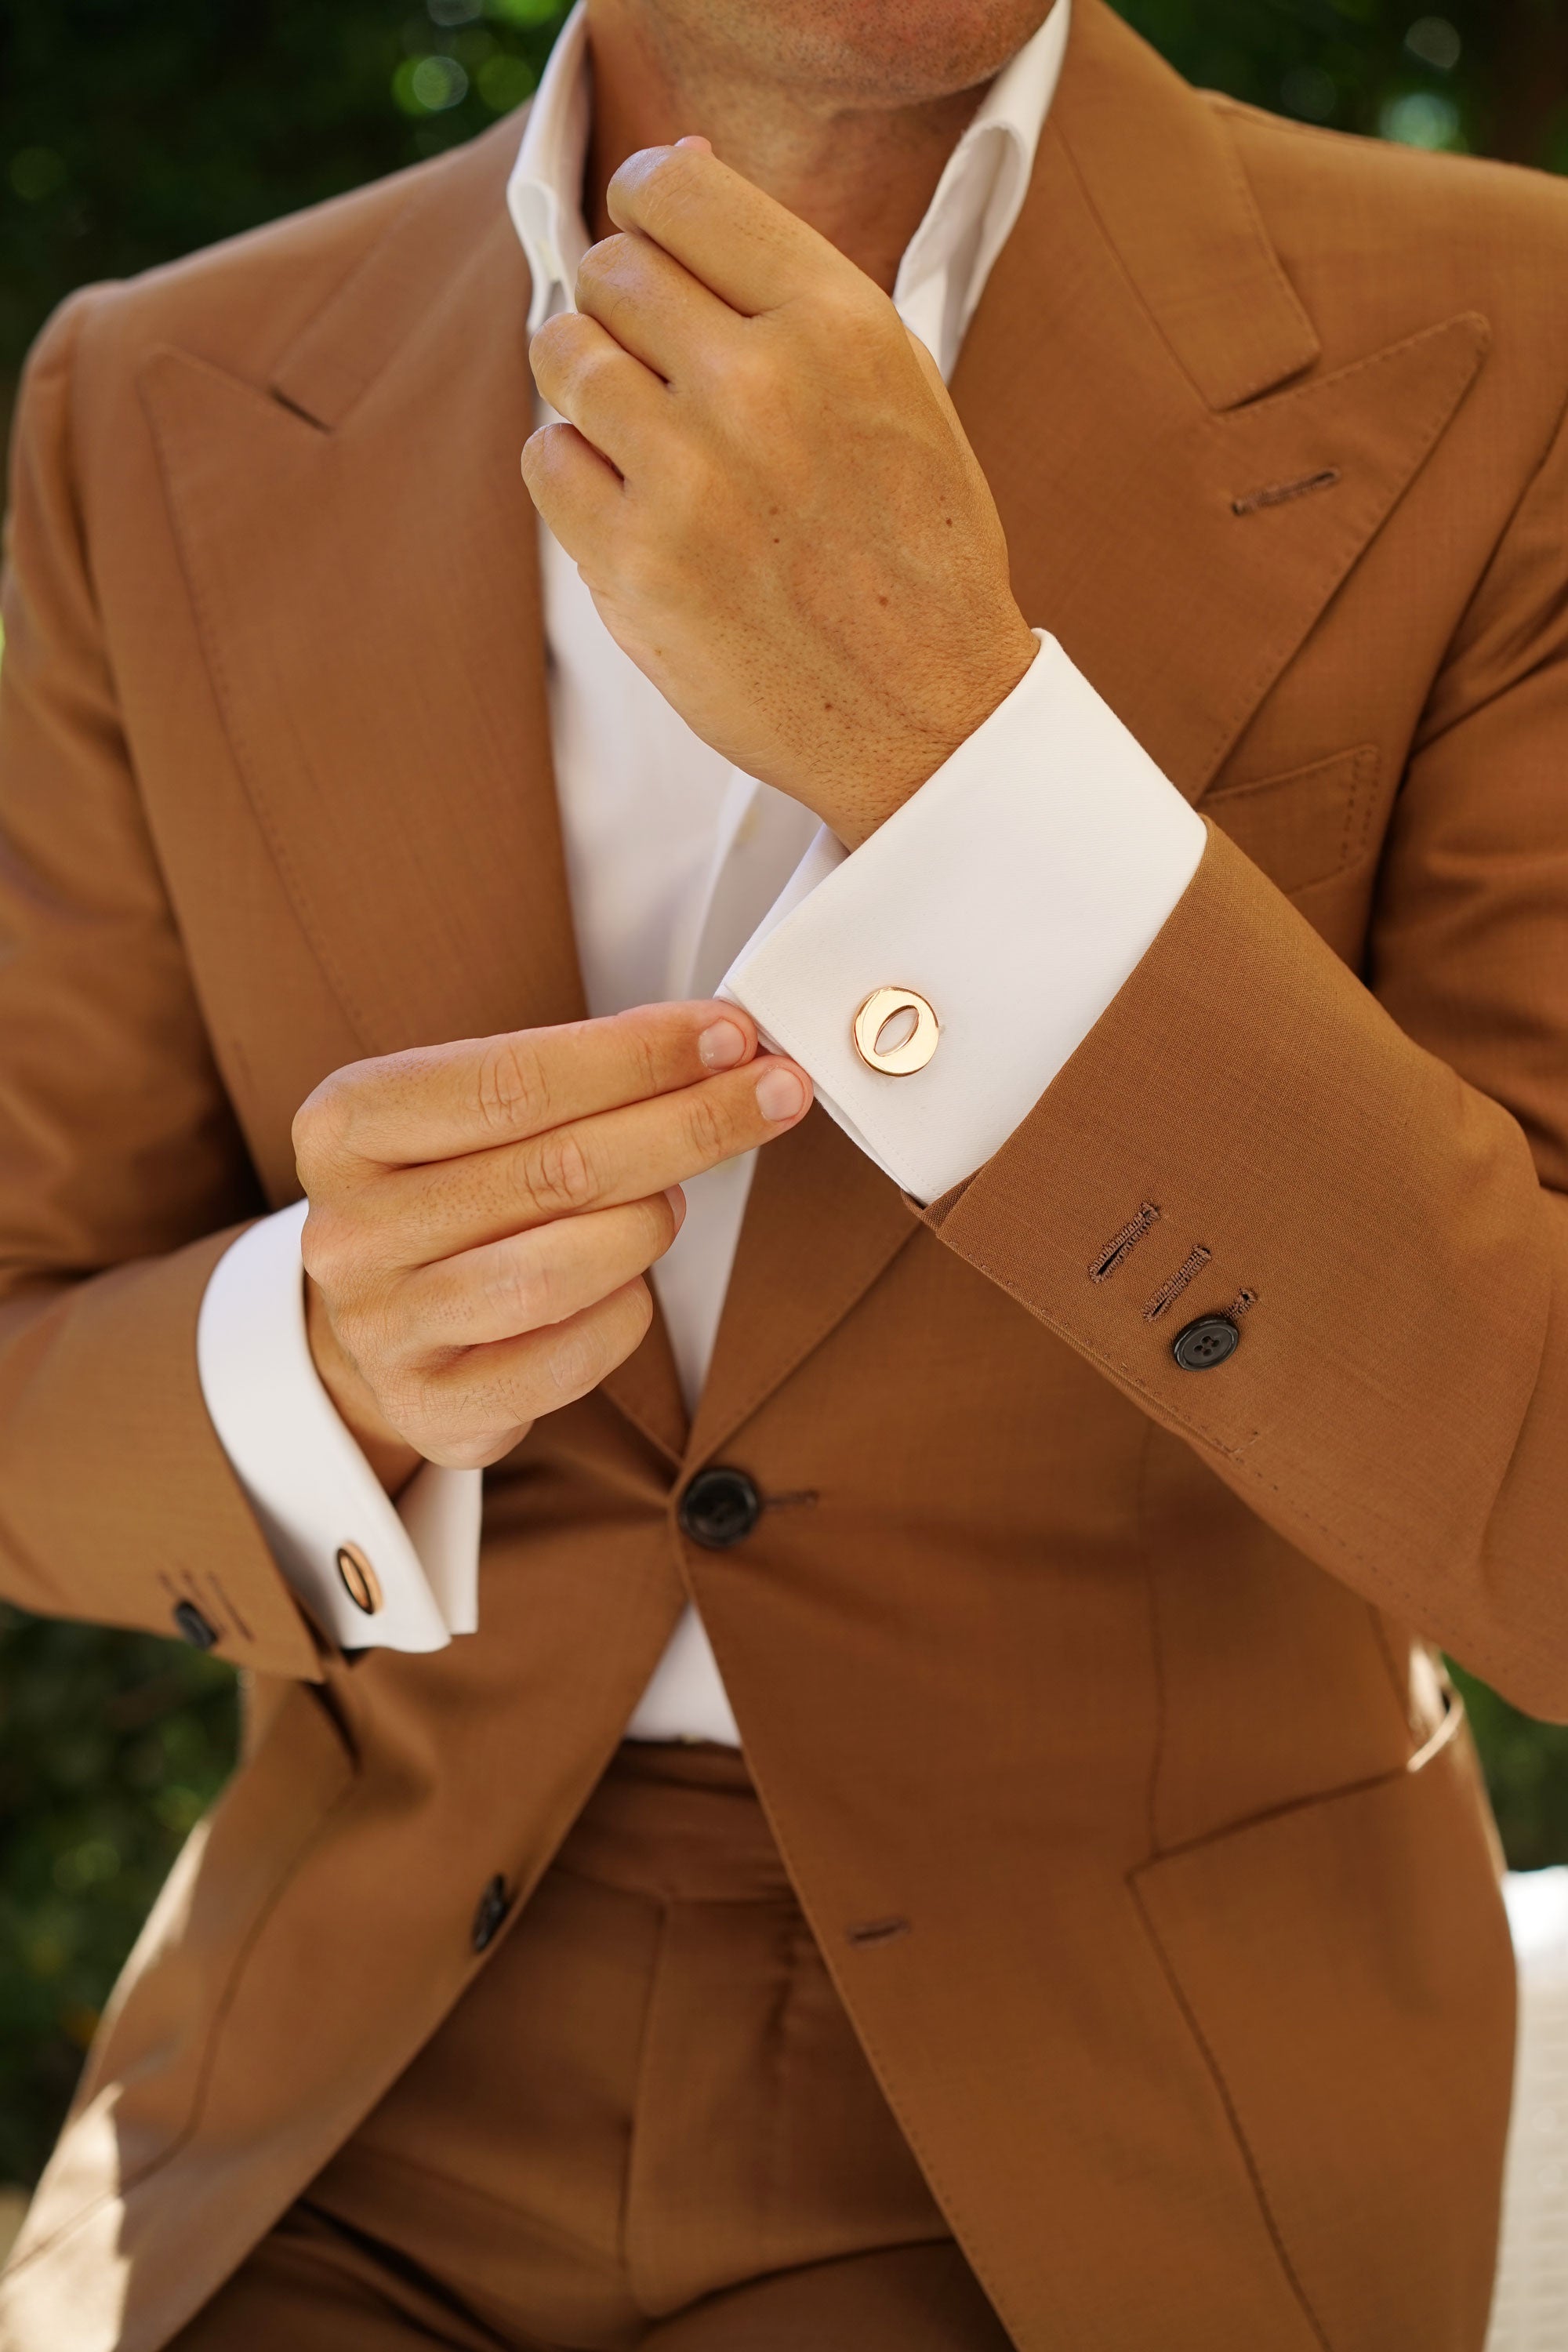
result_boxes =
[198,0,1206,1743]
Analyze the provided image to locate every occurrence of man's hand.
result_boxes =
[292,1003,811,1492]
[521,140,1038,849]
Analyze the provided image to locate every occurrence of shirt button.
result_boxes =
[171,1600,219,1650]
[1171,1315,1241,1371]
[677,1467,763,1550]
[470,1875,512,1954]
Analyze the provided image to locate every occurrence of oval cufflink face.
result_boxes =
[336,1541,383,1615]
[852,987,940,1075]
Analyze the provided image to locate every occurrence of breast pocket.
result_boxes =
[1204,744,1381,898]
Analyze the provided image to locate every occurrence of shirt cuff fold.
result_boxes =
[195,1199,481,1653]
[720,630,1207,1203]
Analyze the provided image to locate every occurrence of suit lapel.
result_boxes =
[953,0,1489,801]
[142,128,689,1459]
[686,1112,916,1470]
[691,0,1489,1453]
[143,7,1491,1472]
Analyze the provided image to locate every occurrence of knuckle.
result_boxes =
[543,1283,649,1405]
[530,312,579,368]
[488,1247,550,1334]
[299,1203,350,1293]
[524,1127,597,1217]
[443,1433,508,1472]
[404,1364,513,1470]
[713,340,778,413]
[292,1068,356,1176]
[477,1035,550,1137]
[615,1011,664,1102]
[575,234,631,300]
[682,1084,730,1164]
[644,1192,679,1258]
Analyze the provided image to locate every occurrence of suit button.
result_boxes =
[470,1875,512,1954]
[172,1600,218,1650]
[1172,1314,1241,1371]
[678,1467,762,1550]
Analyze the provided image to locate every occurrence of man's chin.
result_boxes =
[652,0,1061,109]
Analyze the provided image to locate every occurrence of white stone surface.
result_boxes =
[1490,1871,1568,2349]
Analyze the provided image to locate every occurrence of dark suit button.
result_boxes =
[470,1875,512,1954]
[678,1467,763,1550]
[172,1600,219,1650]
[1172,1315,1241,1371]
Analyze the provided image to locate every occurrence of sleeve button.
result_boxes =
[171,1600,219,1650]
[471,1875,513,1953]
[1171,1315,1241,1371]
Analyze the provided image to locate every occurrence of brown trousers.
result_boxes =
[170,1745,1014,2351]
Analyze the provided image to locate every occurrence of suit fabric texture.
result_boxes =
[3,3,1568,2346]
[165,1740,1017,2350]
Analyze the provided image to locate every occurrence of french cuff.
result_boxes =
[720,630,1207,1204]
[195,1199,481,1653]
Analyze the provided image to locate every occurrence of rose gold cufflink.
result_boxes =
[852,987,940,1075]
[336,1542,383,1616]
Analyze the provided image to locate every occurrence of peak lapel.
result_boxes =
[953,0,1490,800]
[143,202,577,1060]
[686,1110,918,1472]
[690,0,1490,1457]
[143,136,689,1461]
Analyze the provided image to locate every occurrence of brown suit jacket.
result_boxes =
[3,5,1566,2346]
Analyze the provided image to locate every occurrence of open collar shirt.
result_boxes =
[198,0,1204,1744]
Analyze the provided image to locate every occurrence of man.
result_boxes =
[1,0,1565,2342]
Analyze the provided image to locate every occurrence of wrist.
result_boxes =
[832,616,1040,848]
[304,1276,423,1499]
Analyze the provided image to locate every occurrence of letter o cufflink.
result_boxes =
[336,1542,383,1616]
[852,987,940,1076]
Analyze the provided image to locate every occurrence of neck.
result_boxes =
[583,0,996,292]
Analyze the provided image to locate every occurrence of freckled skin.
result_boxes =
[525,0,1054,844]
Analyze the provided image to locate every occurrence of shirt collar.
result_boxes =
[506,0,1071,352]
[892,2,1069,328]
[508,0,593,334]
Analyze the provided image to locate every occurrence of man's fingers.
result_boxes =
[294,1002,757,1177]
[529,310,670,474]
[397,1193,683,1352]
[606,143,858,319]
[363,1054,811,1266]
[415,1279,656,1469]
[574,230,742,386]
[521,415,622,561]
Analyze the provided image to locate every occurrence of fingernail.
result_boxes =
[699,1017,749,1070]
[756,1067,808,1123]
[665,1185,688,1230]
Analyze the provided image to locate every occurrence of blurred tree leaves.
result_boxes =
[0,1608,238,2186]
[1117,2,1568,173]
[4,0,1568,2198]
[0,0,570,450]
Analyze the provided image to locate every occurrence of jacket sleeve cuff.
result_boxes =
[720,631,1206,1203]
[195,1200,481,1653]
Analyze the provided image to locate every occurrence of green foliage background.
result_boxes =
[2,0,1567,2194]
